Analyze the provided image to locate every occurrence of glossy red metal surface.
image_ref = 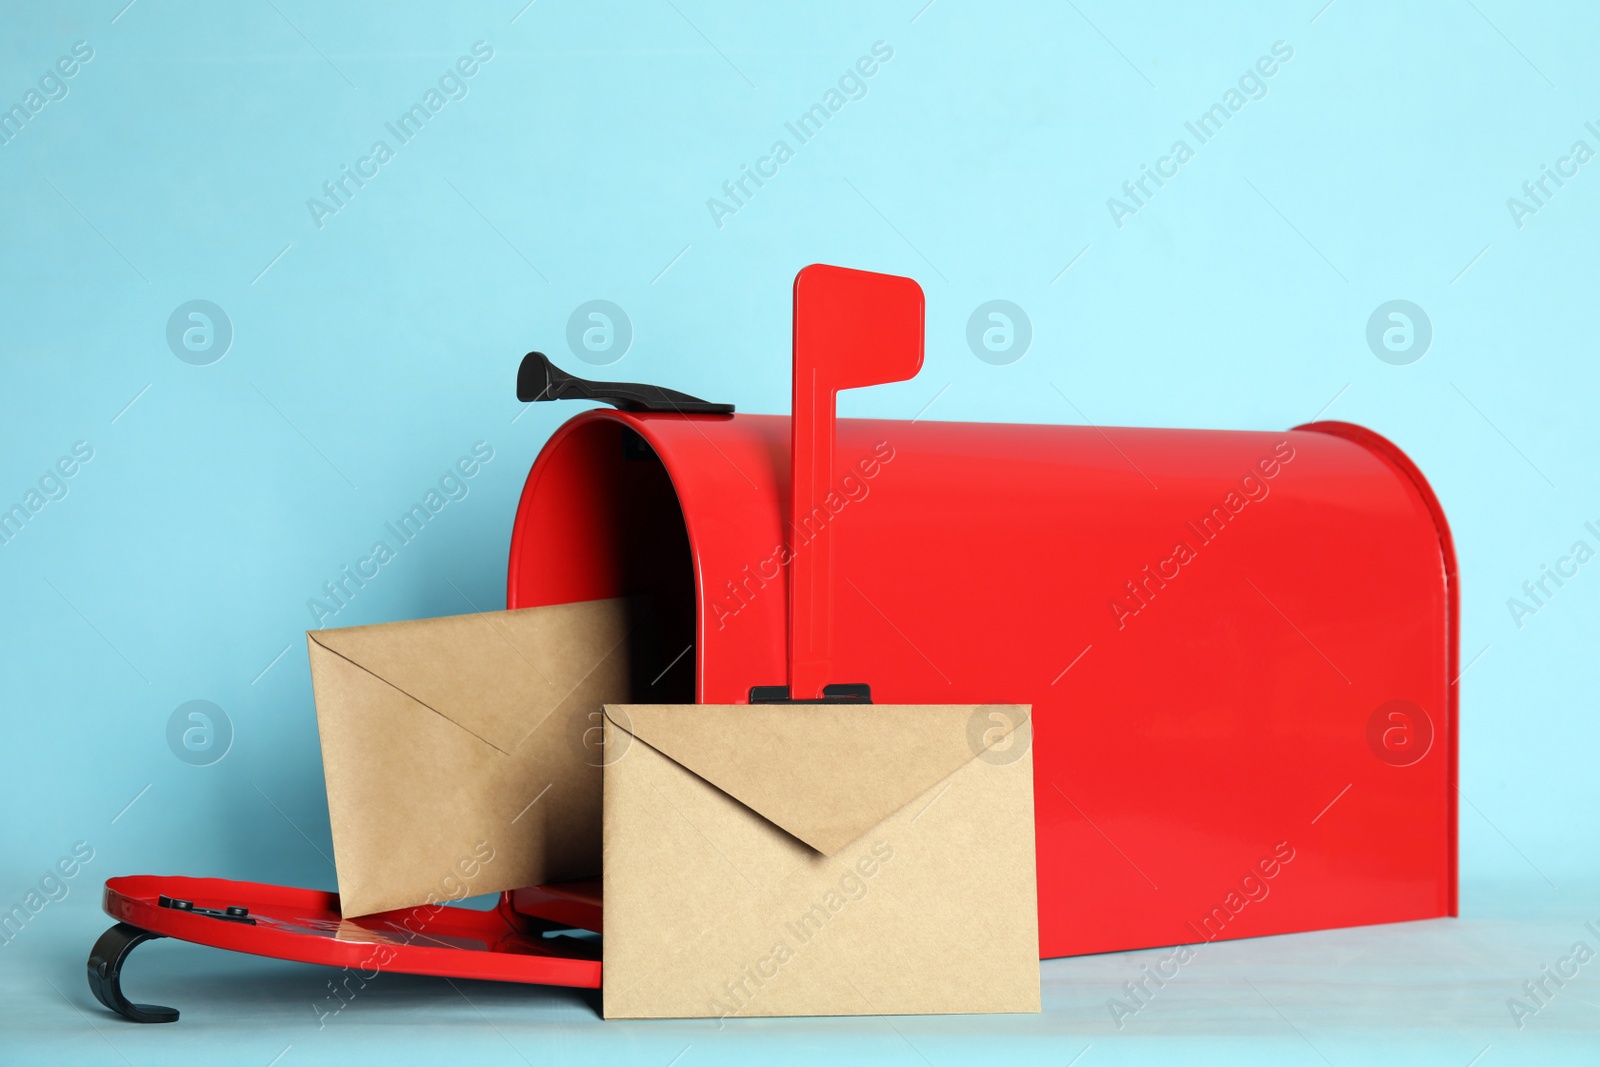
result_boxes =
[102,876,600,987]
[507,269,1456,960]
[510,880,603,933]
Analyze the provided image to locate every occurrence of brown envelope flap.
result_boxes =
[308,598,632,755]
[607,703,1030,856]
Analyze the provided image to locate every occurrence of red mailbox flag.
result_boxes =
[789,264,925,700]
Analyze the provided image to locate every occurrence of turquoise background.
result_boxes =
[2,0,1596,1062]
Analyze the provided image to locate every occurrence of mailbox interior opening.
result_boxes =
[507,417,697,707]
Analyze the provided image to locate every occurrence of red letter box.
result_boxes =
[89,264,1454,1021]
[505,264,1456,958]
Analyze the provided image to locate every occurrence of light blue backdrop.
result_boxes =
[2,1,1596,1062]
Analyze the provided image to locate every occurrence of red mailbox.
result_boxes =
[506,264,1457,959]
[88,264,1455,1021]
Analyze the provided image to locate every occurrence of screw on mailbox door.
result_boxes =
[158,895,256,924]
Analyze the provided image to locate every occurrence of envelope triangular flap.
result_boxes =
[308,598,633,754]
[608,704,1029,856]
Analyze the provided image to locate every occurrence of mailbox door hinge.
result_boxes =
[748,683,872,704]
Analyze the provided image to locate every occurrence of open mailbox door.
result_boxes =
[91,876,605,1023]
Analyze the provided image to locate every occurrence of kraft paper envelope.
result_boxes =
[601,703,1039,1019]
[307,598,634,917]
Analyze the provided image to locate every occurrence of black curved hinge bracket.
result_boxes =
[87,922,179,1024]
[517,352,734,415]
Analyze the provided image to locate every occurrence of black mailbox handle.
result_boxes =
[87,923,178,1023]
[516,352,734,415]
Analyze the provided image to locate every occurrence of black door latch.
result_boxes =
[516,352,734,415]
